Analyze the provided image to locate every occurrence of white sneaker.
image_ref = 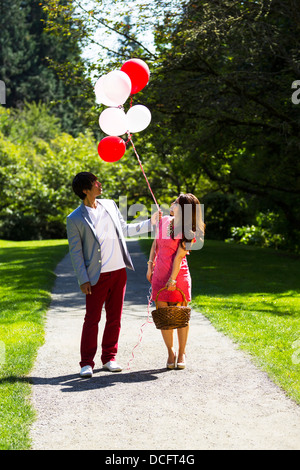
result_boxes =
[103,360,122,372]
[80,365,93,378]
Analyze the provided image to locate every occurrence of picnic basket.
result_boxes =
[151,287,191,330]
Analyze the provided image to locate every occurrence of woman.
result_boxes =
[147,193,204,369]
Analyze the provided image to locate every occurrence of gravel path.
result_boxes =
[29,240,300,450]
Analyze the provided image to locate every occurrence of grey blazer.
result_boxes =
[66,198,152,287]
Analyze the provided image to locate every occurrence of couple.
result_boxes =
[67,172,204,378]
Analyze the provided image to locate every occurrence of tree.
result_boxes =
[0,0,94,135]
[147,0,300,248]
[0,103,102,240]
[20,0,300,250]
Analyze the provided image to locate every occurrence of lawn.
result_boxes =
[0,239,69,450]
[139,239,300,404]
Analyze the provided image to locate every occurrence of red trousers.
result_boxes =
[80,268,127,368]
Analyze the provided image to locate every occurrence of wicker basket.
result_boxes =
[151,287,191,330]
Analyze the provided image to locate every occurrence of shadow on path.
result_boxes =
[29,368,167,392]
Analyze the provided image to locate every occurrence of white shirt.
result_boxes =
[86,204,126,273]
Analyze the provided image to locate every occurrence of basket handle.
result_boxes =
[155,287,188,307]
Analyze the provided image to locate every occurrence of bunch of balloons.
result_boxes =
[95,58,151,162]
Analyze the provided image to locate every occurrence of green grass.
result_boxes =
[0,239,69,450]
[139,239,300,404]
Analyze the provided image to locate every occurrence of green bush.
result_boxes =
[202,192,249,240]
[226,212,289,250]
[0,104,102,240]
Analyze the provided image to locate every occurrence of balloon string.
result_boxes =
[127,286,153,370]
[125,134,159,370]
[127,134,160,212]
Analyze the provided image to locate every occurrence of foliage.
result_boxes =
[0,104,102,240]
[0,102,216,240]
[202,192,250,240]
[0,0,94,135]
[1,0,299,251]
[147,0,300,250]
[0,103,195,240]
[40,0,300,252]
[226,211,297,251]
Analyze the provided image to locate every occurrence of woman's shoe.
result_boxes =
[167,351,176,369]
[177,354,186,369]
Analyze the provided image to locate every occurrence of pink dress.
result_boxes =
[151,216,192,304]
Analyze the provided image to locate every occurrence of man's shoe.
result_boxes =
[103,360,122,372]
[80,365,93,378]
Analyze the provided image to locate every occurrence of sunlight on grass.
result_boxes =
[189,241,300,404]
[0,239,68,450]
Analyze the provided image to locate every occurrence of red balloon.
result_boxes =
[121,58,150,94]
[98,136,126,162]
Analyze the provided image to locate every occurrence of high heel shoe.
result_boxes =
[167,352,176,369]
[177,354,186,369]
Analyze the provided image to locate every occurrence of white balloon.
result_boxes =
[104,70,132,106]
[127,105,152,133]
[99,108,128,136]
[94,75,118,107]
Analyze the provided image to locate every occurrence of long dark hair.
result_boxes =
[172,193,205,249]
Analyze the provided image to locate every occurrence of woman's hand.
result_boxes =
[166,279,176,291]
[146,265,153,283]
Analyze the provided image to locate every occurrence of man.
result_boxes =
[67,172,159,378]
